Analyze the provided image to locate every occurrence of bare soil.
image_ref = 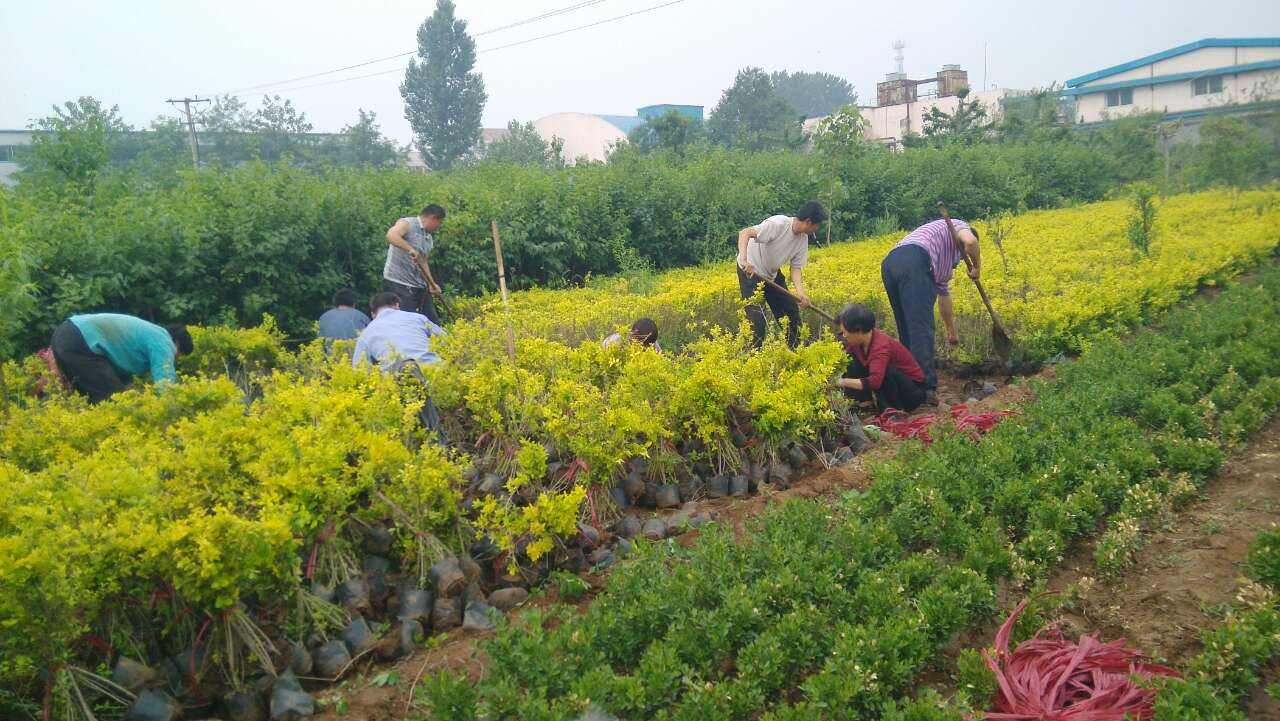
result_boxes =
[1044,417,1280,669]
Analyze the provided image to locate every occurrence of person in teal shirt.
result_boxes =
[50,313,193,403]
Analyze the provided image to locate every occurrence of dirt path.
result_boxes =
[1036,416,1280,718]
[306,368,1041,720]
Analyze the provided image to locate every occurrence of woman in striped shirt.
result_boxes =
[880,217,980,400]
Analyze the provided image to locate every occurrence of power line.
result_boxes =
[235,0,686,99]
[220,0,609,96]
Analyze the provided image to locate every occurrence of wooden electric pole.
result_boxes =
[166,97,210,168]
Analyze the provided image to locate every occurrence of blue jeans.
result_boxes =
[881,245,939,391]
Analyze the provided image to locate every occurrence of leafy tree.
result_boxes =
[920,88,991,145]
[1089,112,1162,184]
[810,105,872,157]
[627,110,706,155]
[197,95,257,164]
[245,95,314,160]
[17,97,131,190]
[323,109,402,168]
[708,67,802,151]
[996,86,1069,143]
[770,70,856,119]
[477,121,564,167]
[401,0,487,170]
[1189,115,1270,188]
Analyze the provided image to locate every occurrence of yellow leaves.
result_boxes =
[475,486,587,568]
[449,188,1280,364]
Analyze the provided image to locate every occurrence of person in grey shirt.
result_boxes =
[736,200,826,349]
[384,203,446,324]
[318,289,371,343]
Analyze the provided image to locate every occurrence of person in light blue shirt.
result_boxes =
[50,313,194,403]
[351,292,446,372]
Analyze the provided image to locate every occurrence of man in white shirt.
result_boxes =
[735,200,827,348]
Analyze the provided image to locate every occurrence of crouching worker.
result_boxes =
[352,292,446,371]
[603,318,661,352]
[352,292,448,443]
[50,313,193,403]
[835,303,926,414]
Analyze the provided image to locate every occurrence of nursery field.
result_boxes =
[1,188,1279,721]
[454,187,1280,362]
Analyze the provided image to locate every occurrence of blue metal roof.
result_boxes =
[637,104,704,121]
[1060,58,1280,96]
[1065,38,1280,88]
[596,114,645,133]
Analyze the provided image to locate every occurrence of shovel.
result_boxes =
[937,202,1013,363]
[751,271,838,326]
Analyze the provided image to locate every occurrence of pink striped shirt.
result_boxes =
[894,218,972,297]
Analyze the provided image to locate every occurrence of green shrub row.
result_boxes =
[0,140,1118,352]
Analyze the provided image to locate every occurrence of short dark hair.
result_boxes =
[420,204,446,219]
[796,200,827,224]
[333,288,359,307]
[630,317,658,346]
[370,292,402,314]
[166,324,194,356]
[837,303,876,333]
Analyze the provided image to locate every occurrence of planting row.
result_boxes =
[452,188,1280,361]
[413,263,1280,720]
[0,315,860,720]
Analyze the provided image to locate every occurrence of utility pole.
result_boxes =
[166,97,210,168]
[983,42,988,91]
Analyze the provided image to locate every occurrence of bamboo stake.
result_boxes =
[491,220,517,363]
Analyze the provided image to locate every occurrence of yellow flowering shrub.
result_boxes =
[0,351,468,698]
[453,188,1280,361]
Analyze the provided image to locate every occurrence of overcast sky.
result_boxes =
[2,0,1278,144]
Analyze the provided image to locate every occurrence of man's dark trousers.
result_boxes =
[737,266,801,349]
[881,244,939,391]
[383,279,441,325]
[50,320,125,403]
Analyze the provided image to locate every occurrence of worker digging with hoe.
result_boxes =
[736,201,827,349]
[835,303,927,413]
[383,204,446,325]
[880,214,980,405]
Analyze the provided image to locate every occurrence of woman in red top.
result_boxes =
[835,303,927,413]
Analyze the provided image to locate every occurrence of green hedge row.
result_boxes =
[0,141,1115,352]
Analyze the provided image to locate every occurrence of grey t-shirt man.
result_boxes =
[383,216,435,288]
[746,215,810,280]
[318,306,371,341]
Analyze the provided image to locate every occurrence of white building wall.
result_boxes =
[1093,65,1154,85]
[857,88,1017,143]
[1077,66,1280,123]
[1238,67,1280,101]
[1240,46,1280,64]
[1151,46,1236,75]
[1073,41,1280,123]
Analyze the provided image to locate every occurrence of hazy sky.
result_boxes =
[3,0,1278,144]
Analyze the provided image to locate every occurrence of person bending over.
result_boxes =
[50,313,193,403]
